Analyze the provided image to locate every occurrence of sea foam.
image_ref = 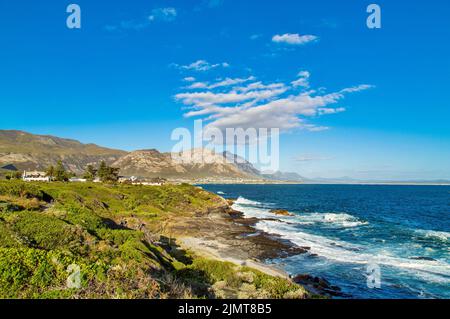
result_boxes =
[232,197,450,282]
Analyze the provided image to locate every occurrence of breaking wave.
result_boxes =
[232,197,450,283]
[234,196,263,206]
[416,229,450,242]
[233,197,368,228]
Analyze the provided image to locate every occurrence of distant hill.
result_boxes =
[262,171,304,182]
[0,130,126,174]
[0,130,263,180]
[112,148,262,180]
[222,151,261,176]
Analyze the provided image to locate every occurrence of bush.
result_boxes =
[0,248,72,298]
[0,222,20,248]
[10,212,85,251]
[0,181,47,200]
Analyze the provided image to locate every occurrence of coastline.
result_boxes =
[169,197,350,298]
[163,196,343,297]
[0,180,314,299]
[165,198,307,263]
[193,186,450,299]
[178,236,290,279]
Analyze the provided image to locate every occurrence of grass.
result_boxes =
[0,180,310,299]
[177,258,308,299]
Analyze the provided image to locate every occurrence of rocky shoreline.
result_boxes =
[168,197,345,298]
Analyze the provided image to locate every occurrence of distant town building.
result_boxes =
[118,176,167,186]
[118,176,139,184]
[69,177,87,183]
[22,171,50,182]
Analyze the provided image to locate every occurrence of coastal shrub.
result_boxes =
[0,201,23,213]
[100,263,161,299]
[118,239,159,268]
[187,258,242,288]
[0,222,20,247]
[9,212,85,251]
[0,181,311,299]
[244,267,306,299]
[283,289,307,299]
[0,248,75,298]
[0,181,47,200]
[177,257,308,299]
[97,228,143,246]
[63,208,106,234]
[0,195,43,211]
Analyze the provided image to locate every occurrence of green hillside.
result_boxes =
[0,130,126,173]
[0,181,308,299]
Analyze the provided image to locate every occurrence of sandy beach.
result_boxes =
[179,236,290,279]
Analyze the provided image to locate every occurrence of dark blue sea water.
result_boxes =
[200,184,450,299]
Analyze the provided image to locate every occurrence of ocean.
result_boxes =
[200,184,450,299]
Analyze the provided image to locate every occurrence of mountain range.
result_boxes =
[0,130,126,173]
[2,130,449,184]
[0,130,274,181]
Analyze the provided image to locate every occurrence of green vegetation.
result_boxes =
[97,161,120,183]
[0,130,126,174]
[178,258,308,299]
[83,165,97,181]
[4,171,22,180]
[0,180,310,299]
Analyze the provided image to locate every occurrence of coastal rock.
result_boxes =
[270,209,294,217]
[410,256,436,261]
[226,208,244,219]
[293,274,346,297]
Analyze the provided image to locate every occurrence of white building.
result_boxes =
[69,177,87,183]
[118,175,165,186]
[22,171,50,182]
[118,176,139,183]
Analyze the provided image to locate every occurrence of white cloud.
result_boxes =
[317,107,346,115]
[105,7,177,32]
[291,70,311,88]
[175,71,373,133]
[175,60,230,72]
[236,81,286,93]
[183,77,196,82]
[186,76,256,90]
[340,84,374,93]
[209,77,252,89]
[149,7,177,22]
[272,33,318,45]
[187,82,209,89]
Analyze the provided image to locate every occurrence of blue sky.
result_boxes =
[0,0,449,180]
